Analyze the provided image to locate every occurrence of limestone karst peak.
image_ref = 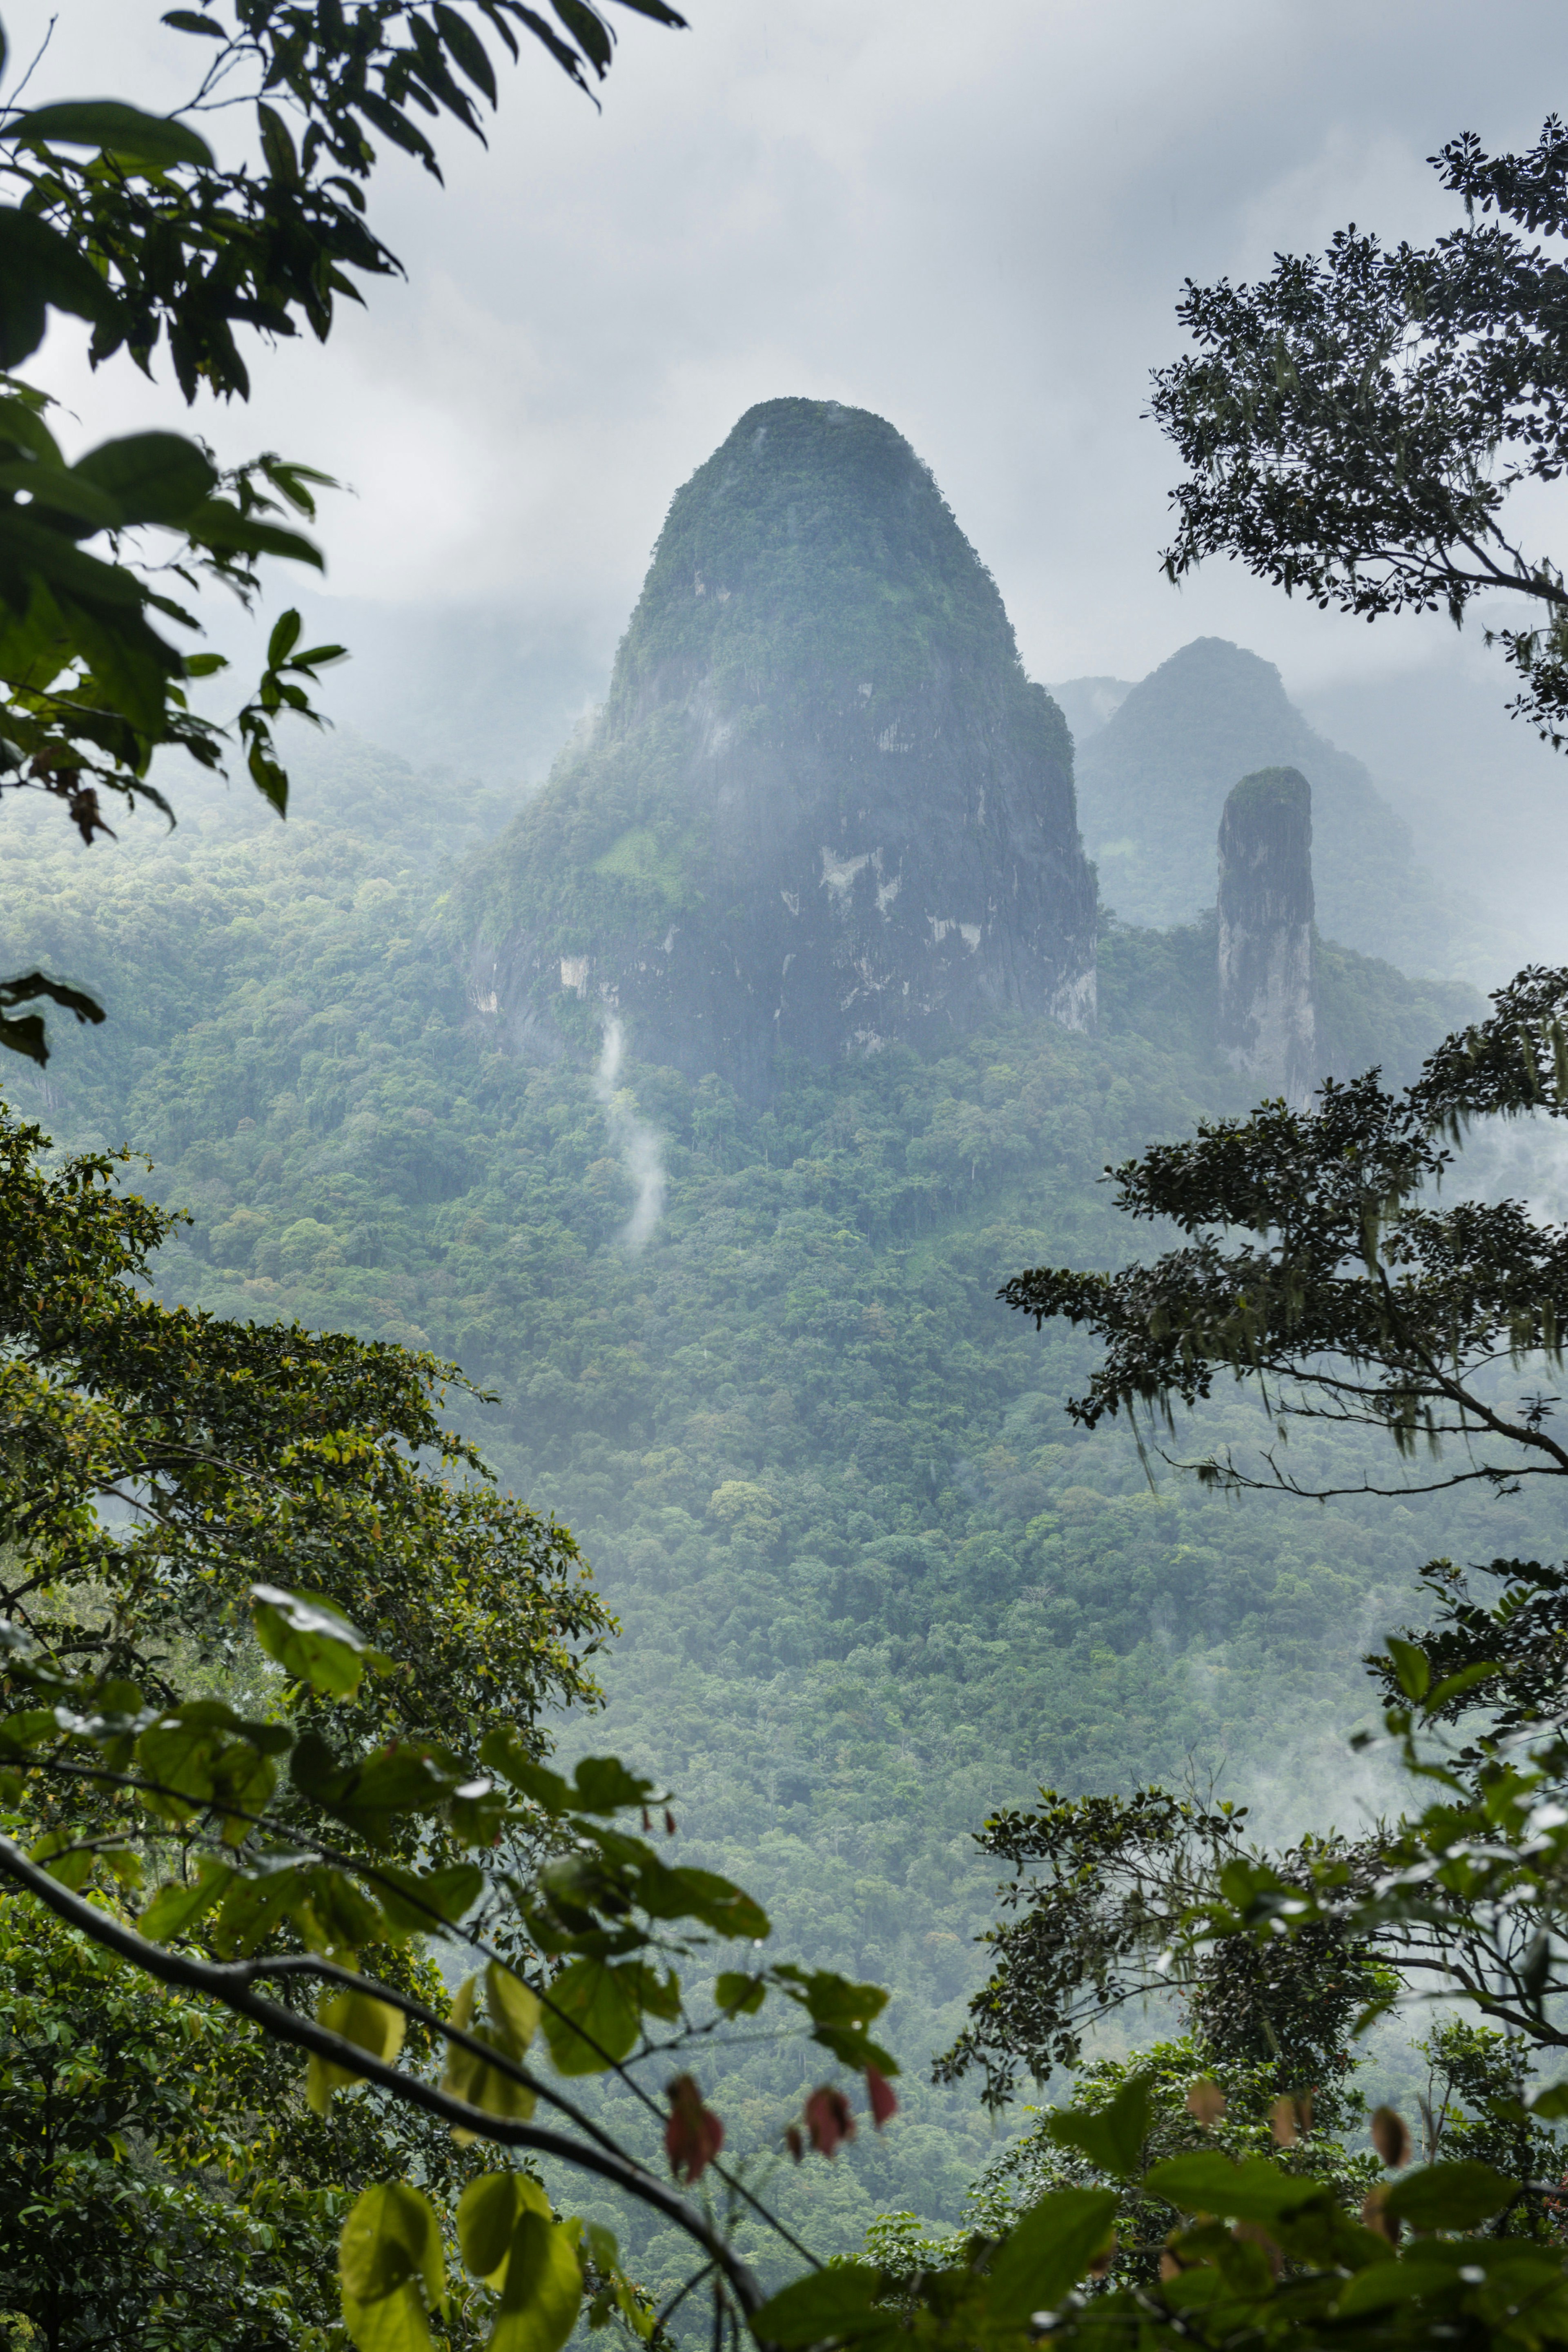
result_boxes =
[463,397,1098,1097]
[1216,765,1317,1107]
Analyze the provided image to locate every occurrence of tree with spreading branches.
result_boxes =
[1152,116,1568,748]
[1000,964,1568,1503]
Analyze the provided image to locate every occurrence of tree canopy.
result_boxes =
[1000,965,1568,1501]
[1152,116,1568,746]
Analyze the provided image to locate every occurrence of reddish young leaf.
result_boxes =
[664,2073,724,2183]
[785,2125,804,2163]
[805,2085,855,2158]
[866,2066,898,2129]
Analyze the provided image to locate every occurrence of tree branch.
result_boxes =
[0,1832,770,2323]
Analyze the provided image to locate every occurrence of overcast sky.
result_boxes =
[19,0,1568,788]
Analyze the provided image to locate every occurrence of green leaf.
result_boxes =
[73,432,217,526]
[1385,1635,1431,1702]
[571,1755,660,1812]
[8,100,215,169]
[162,10,228,34]
[0,208,116,367]
[488,1961,542,2054]
[458,2171,545,2284]
[308,1987,407,2114]
[252,1583,379,1694]
[749,2265,886,2348]
[1042,2069,1157,2180]
[377,1860,484,1936]
[539,1957,641,2075]
[184,497,323,568]
[339,2181,444,2307]
[341,2285,433,2352]
[664,1863,768,1940]
[139,1859,235,1941]
[492,2209,582,2352]
[1383,2161,1514,2232]
[1145,2150,1325,2223]
[267,607,303,667]
[714,1970,766,2015]
[985,2187,1119,2324]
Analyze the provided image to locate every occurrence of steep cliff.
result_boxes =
[1070,636,1486,977]
[1216,766,1317,1105]
[462,398,1098,1095]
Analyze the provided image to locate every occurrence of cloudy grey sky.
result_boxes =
[20,0,1568,842]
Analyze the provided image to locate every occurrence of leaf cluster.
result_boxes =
[1001,965,1568,1500]
[1150,114,1568,742]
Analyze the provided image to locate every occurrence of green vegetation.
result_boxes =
[4,737,1544,2264]
[1152,118,1568,745]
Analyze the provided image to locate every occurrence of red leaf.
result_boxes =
[866,2066,898,2130]
[785,2124,804,2162]
[804,2085,855,2158]
[664,2073,724,2183]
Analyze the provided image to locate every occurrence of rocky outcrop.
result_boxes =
[1071,636,1475,977]
[1216,767,1316,1106]
[462,398,1098,1097]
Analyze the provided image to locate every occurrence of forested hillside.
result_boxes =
[2,727,1528,2254]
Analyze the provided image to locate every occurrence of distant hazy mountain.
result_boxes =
[1059,637,1493,980]
[1050,675,1131,747]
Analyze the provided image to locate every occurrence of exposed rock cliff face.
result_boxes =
[1216,767,1317,1106]
[463,398,1098,1097]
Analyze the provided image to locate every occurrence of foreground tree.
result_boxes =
[1000,963,1568,1502]
[0,0,684,1061]
[1152,115,1568,745]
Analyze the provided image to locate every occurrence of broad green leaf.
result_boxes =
[267,607,303,666]
[571,1755,659,1812]
[341,2285,433,2352]
[8,100,215,169]
[664,1863,768,1940]
[1042,2069,1157,2180]
[985,2187,1119,2324]
[492,2209,582,2352]
[308,1987,407,2114]
[488,1962,542,2054]
[297,1864,385,1960]
[1145,2150,1325,2222]
[378,1860,483,1936]
[457,2171,549,2284]
[0,208,116,366]
[339,2181,444,2305]
[714,1970,765,2015]
[73,432,217,526]
[139,1859,235,1941]
[441,1975,537,2134]
[1383,2160,1514,2231]
[1384,1635,1431,1703]
[252,1583,377,1694]
[0,459,125,533]
[749,2264,886,2347]
[27,1827,94,1890]
[479,1726,568,1808]
[539,1958,641,2075]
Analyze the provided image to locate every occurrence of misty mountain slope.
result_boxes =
[1071,637,1495,979]
[2,735,1533,2256]
[459,397,1098,1098]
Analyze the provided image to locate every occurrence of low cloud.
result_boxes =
[593,1018,666,1251]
